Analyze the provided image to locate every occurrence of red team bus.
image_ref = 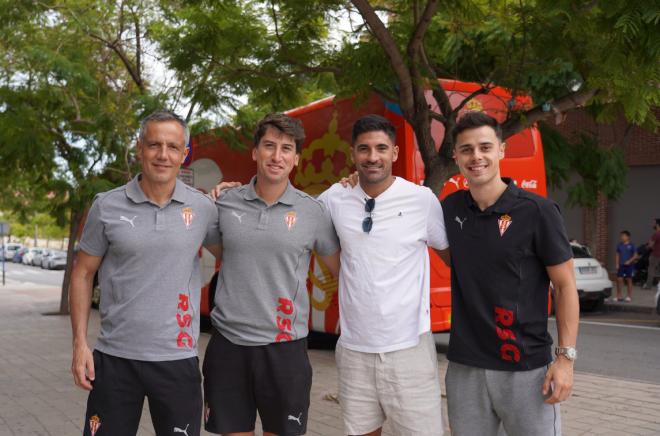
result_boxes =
[181,79,548,334]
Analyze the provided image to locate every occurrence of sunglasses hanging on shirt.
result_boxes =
[363,198,375,233]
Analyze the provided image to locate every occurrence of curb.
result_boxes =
[603,302,654,315]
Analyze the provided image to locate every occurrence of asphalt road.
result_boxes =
[434,311,660,385]
[553,315,660,384]
[0,259,65,287]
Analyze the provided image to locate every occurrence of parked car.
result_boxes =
[22,248,42,265]
[1,243,23,261]
[36,249,52,268]
[12,247,29,263]
[31,249,48,266]
[44,250,67,270]
[572,244,613,310]
[655,282,660,316]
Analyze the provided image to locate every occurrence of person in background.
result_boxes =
[614,230,638,302]
[642,219,660,289]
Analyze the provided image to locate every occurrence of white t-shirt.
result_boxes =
[318,177,448,353]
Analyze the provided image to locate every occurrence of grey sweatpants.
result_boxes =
[445,361,561,436]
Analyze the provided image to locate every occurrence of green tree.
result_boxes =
[156,0,658,193]
[1,212,68,243]
[0,0,163,313]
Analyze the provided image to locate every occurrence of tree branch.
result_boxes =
[87,32,144,92]
[269,0,285,47]
[407,0,439,60]
[501,88,600,138]
[117,0,126,39]
[86,154,103,176]
[133,10,141,86]
[185,60,216,122]
[429,110,446,123]
[620,124,634,148]
[419,45,453,119]
[350,0,414,114]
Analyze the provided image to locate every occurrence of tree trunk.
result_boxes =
[407,97,458,195]
[59,209,83,314]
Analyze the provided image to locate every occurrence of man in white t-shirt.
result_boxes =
[318,114,449,436]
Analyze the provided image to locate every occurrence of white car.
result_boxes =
[44,250,67,270]
[1,243,23,261]
[22,248,43,265]
[572,244,613,310]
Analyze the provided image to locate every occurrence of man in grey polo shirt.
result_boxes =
[203,113,339,436]
[70,110,221,436]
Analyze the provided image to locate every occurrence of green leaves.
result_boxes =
[1,0,656,211]
[541,122,628,208]
[0,0,151,222]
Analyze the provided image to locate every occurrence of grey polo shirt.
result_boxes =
[211,176,339,346]
[79,175,220,361]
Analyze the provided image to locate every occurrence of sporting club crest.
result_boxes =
[285,211,297,231]
[498,214,512,236]
[182,207,194,229]
[89,415,101,436]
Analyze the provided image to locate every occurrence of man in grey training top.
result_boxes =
[203,113,339,436]
[70,110,221,436]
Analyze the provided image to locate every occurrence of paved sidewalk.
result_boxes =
[604,284,657,314]
[1,284,659,436]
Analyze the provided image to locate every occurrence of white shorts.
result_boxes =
[335,331,444,435]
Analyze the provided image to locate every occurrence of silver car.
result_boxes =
[1,243,23,261]
[22,248,43,265]
[45,250,67,270]
[35,249,52,268]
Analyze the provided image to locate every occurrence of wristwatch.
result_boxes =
[555,346,578,361]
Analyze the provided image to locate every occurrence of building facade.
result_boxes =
[548,108,660,272]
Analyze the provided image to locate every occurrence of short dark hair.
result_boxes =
[451,111,502,146]
[621,230,631,237]
[351,114,396,145]
[655,218,660,227]
[253,113,305,153]
[139,110,189,145]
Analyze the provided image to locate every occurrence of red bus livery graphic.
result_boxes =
[495,306,521,363]
[176,293,194,349]
[276,297,294,342]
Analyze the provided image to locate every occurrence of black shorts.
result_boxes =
[202,331,312,435]
[83,350,202,436]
